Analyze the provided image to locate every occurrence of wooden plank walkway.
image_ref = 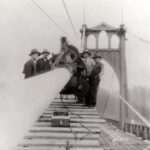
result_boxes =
[16,97,149,150]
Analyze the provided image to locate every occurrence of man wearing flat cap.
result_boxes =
[23,49,40,79]
[37,49,51,74]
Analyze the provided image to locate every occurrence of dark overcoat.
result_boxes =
[36,58,51,73]
[85,62,103,106]
[90,62,102,81]
[23,59,37,79]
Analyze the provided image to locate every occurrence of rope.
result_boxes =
[62,0,79,40]
[31,0,70,38]
[60,95,92,149]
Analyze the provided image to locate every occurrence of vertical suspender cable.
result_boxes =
[81,25,86,51]
[121,0,124,25]
[83,0,86,25]
[81,0,86,51]
[62,0,80,42]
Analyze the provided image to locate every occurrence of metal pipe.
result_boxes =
[0,68,71,150]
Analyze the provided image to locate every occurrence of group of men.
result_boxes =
[23,48,103,107]
[80,51,103,107]
[23,49,51,79]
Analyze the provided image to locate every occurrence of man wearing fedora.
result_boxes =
[23,49,40,79]
[89,54,104,106]
[37,49,51,74]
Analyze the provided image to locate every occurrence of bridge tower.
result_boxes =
[81,23,128,129]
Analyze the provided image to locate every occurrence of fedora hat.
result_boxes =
[42,49,50,55]
[93,54,102,59]
[81,51,91,57]
[29,49,40,56]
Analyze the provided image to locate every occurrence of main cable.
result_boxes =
[31,0,70,37]
[62,0,79,41]
[127,30,150,45]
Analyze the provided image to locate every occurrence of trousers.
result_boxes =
[85,76,100,106]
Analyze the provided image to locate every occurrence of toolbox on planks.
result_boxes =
[52,111,70,127]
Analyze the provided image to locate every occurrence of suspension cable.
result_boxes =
[127,30,150,45]
[83,0,86,24]
[120,0,150,45]
[31,0,71,38]
[62,0,79,41]
[121,0,149,46]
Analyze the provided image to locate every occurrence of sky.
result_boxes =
[0,0,150,88]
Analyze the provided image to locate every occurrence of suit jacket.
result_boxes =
[82,57,95,76]
[90,62,103,81]
[23,59,37,79]
[36,58,51,73]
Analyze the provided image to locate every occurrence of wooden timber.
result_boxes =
[16,97,149,150]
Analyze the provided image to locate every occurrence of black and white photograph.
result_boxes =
[0,0,150,150]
